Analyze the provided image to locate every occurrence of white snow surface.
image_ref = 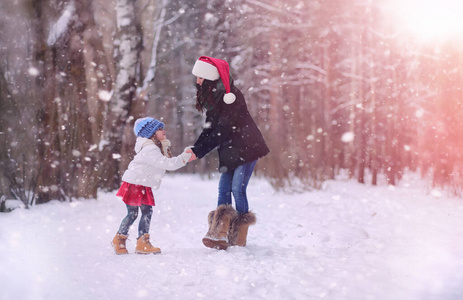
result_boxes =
[1,174,463,300]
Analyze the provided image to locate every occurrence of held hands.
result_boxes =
[185,146,197,162]
[186,149,197,162]
[184,146,197,163]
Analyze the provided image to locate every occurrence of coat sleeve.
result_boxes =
[141,145,187,171]
[192,106,236,159]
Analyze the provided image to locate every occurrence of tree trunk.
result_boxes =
[100,0,142,190]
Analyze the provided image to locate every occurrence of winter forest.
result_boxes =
[1,0,463,208]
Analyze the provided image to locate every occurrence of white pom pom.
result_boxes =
[223,93,236,104]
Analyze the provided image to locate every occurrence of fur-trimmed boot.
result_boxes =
[111,233,129,255]
[228,212,256,247]
[135,234,161,254]
[202,205,237,250]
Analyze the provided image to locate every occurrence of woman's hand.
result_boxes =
[186,149,197,162]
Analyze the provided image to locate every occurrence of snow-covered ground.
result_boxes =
[1,173,463,300]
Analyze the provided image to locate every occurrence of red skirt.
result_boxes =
[116,182,155,206]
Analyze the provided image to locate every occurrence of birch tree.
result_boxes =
[100,0,142,189]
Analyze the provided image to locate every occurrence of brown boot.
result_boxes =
[111,233,129,255]
[202,205,237,250]
[204,209,215,237]
[135,234,161,254]
[202,209,220,249]
[228,212,256,247]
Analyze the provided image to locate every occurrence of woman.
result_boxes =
[190,56,269,250]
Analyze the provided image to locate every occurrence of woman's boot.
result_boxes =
[111,233,129,255]
[228,212,256,247]
[135,233,161,254]
[202,205,237,250]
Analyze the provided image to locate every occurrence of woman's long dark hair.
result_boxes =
[195,79,217,113]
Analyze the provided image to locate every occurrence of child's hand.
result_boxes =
[187,150,197,162]
[181,146,196,163]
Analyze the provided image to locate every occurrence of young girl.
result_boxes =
[111,117,192,255]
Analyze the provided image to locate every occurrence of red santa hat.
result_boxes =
[192,56,236,104]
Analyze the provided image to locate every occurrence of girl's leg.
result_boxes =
[231,160,257,215]
[138,204,153,237]
[118,205,139,235]
[217,170,233,207]
[135,204,160,254]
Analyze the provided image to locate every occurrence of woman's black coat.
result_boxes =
[192,83,269,173]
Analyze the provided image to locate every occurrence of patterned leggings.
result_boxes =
[118,204,153,238]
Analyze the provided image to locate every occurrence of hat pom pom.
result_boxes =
[223,93,236,104]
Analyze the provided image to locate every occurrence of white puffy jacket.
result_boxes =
[121,137,191,189]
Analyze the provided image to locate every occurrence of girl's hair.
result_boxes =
[195,79,217,112]
[151,135,172,158]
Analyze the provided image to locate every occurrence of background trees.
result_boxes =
[1,0,463,206]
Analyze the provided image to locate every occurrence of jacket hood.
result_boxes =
[134,137,153,153]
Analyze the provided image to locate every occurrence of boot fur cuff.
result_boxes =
[228,211,256,246]
[214,205,238,223]
[206,205,237,239]
[234,211,257,225]
[207,210,215,226]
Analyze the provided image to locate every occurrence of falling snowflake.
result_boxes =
[28,67,39,76]
[72,150,81,157]
[98,90,112,102]
[341,132,354,143]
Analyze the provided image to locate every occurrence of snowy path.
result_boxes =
[1,174,463,299]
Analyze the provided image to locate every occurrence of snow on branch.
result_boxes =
[297,63,327,76]
[137,0,168,97]
[47,1,76,46]
[138,1,187,98]
[245,0,302,21]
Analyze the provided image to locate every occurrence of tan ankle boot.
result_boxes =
[202,205,237,250]
[228,212,256,247]
[111,233,129,255]
[135,234,161,254]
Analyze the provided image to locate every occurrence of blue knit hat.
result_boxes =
[133,117,165,138]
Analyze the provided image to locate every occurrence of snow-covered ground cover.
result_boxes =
[1,173,463,300]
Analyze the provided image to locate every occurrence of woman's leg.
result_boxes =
[138,204,153,237]
[118,205,139,235]
[231,160,257,215]
[217,170,233,207]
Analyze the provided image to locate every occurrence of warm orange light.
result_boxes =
[391,0,463,42]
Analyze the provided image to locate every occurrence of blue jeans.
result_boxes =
[118,204,153,238]
[217,160,257,215]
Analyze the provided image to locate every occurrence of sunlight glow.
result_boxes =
[392,0,463,42]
